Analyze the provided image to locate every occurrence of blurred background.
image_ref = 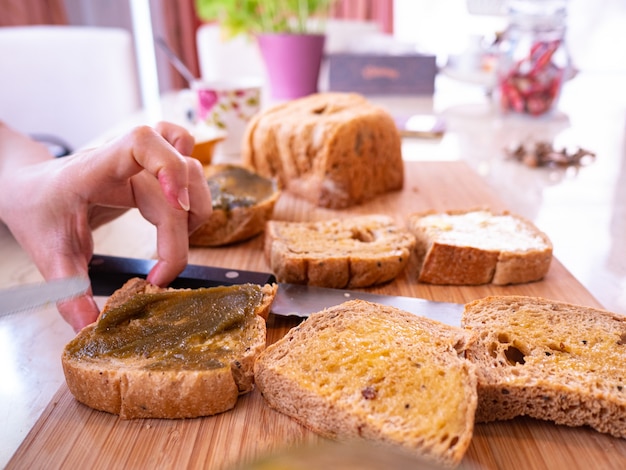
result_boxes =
[3,0,624,108]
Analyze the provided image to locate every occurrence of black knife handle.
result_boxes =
[88,254,276,296]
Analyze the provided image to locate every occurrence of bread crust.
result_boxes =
[62,278,276,419]
[264,215,416,288]
[407,209,553,285]
[242,92,403,209]
[254,300,477,467]
[62,358,242,419]
[417,243,498,285]
[462,295,626,438]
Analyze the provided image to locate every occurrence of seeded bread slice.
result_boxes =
[254,300,477,467]
[264,215,416,289]
[462,295,626,438]
[407,209,553,285]
[62,278,276,419]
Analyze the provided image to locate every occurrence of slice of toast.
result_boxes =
[264,215,416,288]
[254,300,477,467]
[62,278,276,419]
[189,164,280,247]
[462,295,626,438]
[407,209,552,285]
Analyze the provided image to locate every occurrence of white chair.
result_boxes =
[196,23,266,83]
[323,19,381,54]
[0,25,141,152]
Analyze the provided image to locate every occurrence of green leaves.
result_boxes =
[195,0,334,38]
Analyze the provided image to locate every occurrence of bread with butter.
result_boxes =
[407,209,552,285]
[462,295,626,438]
[62,277,276,419]
[242,92,403,209]
[264,215,416,288]
[254,300,477,467]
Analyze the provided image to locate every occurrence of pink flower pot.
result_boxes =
[257,33,325,100]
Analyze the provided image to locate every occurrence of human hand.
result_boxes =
[0,122,212,332]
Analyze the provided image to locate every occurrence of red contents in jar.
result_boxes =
[499,40,564,116]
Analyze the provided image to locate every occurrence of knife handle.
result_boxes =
[88,254,276,296]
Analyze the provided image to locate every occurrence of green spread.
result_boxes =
[208,165,276,211]
[65,284,264,370]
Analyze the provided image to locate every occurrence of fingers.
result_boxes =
[8,121,212,332]
[129,157,211,286]
[67,122,210,288]
[57,294,101,333]
[147,219,190,286]
[130,164,190,285]
[150,123,210,228]
[76,123,194,212]
[67,122,204,216]
[144,122,196,212]
[138,154,211,286]
[129,124,192,212]
[181,155,212,232]
[36,237,100,332]
[154,121,195,156]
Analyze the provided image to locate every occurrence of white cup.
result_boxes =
[192,79,262,157]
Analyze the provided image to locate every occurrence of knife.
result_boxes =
[88,254,463,326]
[0,277,90,317]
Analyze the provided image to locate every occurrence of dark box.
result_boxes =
[327,53,437,95]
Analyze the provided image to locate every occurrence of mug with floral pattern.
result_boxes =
[193,79,262,156]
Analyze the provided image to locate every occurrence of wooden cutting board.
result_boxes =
[8,162,626,469]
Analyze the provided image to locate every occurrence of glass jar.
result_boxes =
[496,0,571,116]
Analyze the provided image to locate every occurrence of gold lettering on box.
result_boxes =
[361,65,400,80]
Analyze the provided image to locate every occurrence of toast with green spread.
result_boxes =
[62,277,276,419]
[189,164,280,247]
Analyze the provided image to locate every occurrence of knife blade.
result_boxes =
[88,254,463,326]
[0,277,90,317]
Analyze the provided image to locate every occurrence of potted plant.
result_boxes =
[195,0,335,100]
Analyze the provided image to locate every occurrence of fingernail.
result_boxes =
[177,187,190,211]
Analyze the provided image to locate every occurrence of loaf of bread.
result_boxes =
[462,295,626,438]
[242,92,403,209]
[189,164,280,246]
[407,209,553,285]
[254,300,478,467]
[62,278,276,419]
[264,215,416,288]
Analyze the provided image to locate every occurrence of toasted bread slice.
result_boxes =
[462,295,626,438]
[264,215,416,288]
[254,300,477,467]
[407,209,552,285]
[189,164,280,247]
[62,278,276,419]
